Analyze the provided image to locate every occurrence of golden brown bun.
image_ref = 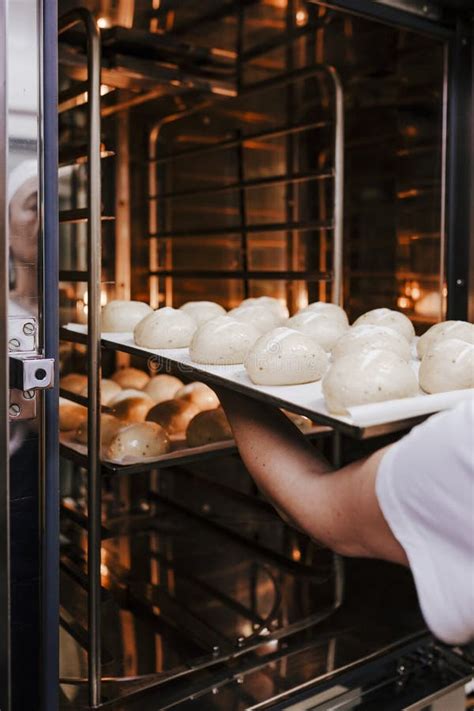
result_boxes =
[146,399,199,435]
[60,373,87,395]
[106,422,171,460]
[111,395,154,423]
[74,414,123,447]
[282,410,313,433]
[143,374,183,403]
[186,408,232,447]
[112,367,150,390]
[174,382,219,412]
[59,398,87,431]
[79,378,122,406]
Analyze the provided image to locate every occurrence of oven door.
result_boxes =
[0,1,59,709]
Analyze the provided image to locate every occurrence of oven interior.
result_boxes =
[56,2,455,708]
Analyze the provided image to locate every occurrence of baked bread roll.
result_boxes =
[332,325,411,362]
[189,316,260,365]
[143,374,183,403]
[298,301,349,326]
[229,304,283,334]
[112,367,150,390]
[175,382,219,412]
[245,327,328,385]
[109,388,150,405]
[419,338,474,394]
[74,414,123,447]
[106,422,170,460]
[179,301,226,325]
[102,300,152,332]
[146,399,199,435]
[134,307,196,349]
[111,395,154,422]
[59,398,87,431]
[79,378,121,406]
[417,320,474,359]
[286,312,348,351]
[282,410,313,433]
[322,350,418,415]
[186,408,232,446]
[60,373,87,395]
[240,296,289,320]
[353,308,415,342]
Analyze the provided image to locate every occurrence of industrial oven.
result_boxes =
[1,0,473,709]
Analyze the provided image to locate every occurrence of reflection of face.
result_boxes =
[9,176,38,264]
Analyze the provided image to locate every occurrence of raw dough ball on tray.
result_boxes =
[106,422,170,460]
[146,399,200,436]
[79,378,121,406]
[332,325,412,362]
[189,316,260,365]
[175,382,219,412]
[353,308,415,342]
[419,338,474,394]
[322,349,419,415]
[297,301,349,326]
[179,301,226,326]
[143,374,183,403]
[240,296,289,320]
[245,327,328,386]
[134,307,196,349]
[286,312,348,351]
[59,398,87,431]
[112,367,150,390]
[102,300,152,332]
[186,408,233,447]
[417,320,474,359]
[229,304,283,334]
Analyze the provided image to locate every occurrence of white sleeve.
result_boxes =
[376,398,474,645]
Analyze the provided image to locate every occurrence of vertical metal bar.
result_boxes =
[115,111,131,301]
[285,0,296,313]
[445,22,471,320]
[86,14,103,708]
[236,5,249,299]
[438,44,448,322]
[148,126,160,309]
[0,0,11,708]
[328,67,344,306]
[41,0,60,708]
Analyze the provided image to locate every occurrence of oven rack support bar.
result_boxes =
[59,9,103,708]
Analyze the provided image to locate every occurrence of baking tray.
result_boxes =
[60,324,474,439]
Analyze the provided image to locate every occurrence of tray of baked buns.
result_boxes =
[60,296,474,439]
[59,369,331,474]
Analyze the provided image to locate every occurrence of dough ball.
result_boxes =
[298,301,349,326]
[102,300,152,332]
[143,374,183,403]
[106,422,171,460]
[80,378,121,406]
[189,316,260,365]
[282,410,313,433]
[74,414,123,447]
[59,398,87,431]
[175,382,219,412]
[112,367,150,390]
[240,296,289,320]
[286,312,348,351]
[146,399,199,436]
[244,327,328,385]
[322,350,419,415]
[186,408,232,447]
[353,308,415,342]
[419,338,474,394]
[60,373,87,395]
[109,388,151,405]
[179,301,226,326]
[332,325,412,362]
[134,307,196,349]
[229,304,283,334]
[417,320,474,359]
[111,395,154,423]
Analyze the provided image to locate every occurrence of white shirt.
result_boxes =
[376,398,474,645]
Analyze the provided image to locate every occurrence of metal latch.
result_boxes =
[8,317,55,421]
